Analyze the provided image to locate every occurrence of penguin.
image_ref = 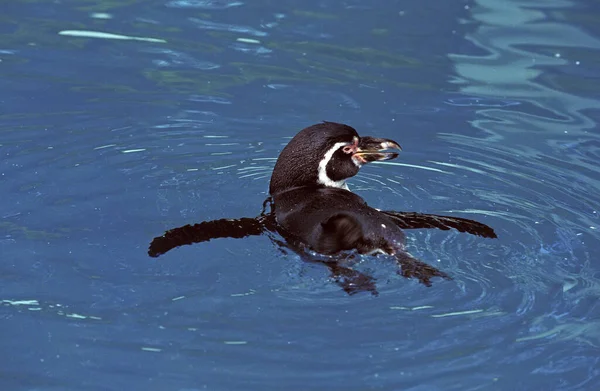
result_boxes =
[149,122,497,295]
[268,121,407,256]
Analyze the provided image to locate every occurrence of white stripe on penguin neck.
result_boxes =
[317,141,350,190]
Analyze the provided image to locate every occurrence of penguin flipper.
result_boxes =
[296,251,379,296]
[381,211,497,239]
[395,252,452,287]
[324,261,379,296]
[148,215,275,257]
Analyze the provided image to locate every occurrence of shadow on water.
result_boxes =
[1,0,600,390]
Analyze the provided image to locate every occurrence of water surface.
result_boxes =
[2,0,599,390]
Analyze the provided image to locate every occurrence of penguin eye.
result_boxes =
[342,145,354,154]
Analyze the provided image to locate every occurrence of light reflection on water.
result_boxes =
[440,0,600,358]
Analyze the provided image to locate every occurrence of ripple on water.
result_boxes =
[189,17,267,37]
[2,0,600,389]
[142,47,221,70]
[425,126,600,345]
[165,0,244,9]
[444,96,522,107]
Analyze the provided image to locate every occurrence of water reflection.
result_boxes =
[445,0,600,355]
[449,0,600,132]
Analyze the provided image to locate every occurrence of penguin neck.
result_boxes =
[269,141,353,196]
[269,178,350,197]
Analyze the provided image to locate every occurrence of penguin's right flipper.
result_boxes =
[381,211,497,239]
[148,214,276,257]
[394,252,452,287]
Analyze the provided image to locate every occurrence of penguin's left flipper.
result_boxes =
[148,215,276,257]
[381,211,497,239]
[394,252,452,287]
[296,250,379,296]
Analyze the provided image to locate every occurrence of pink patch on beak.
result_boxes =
[343,139,360,154]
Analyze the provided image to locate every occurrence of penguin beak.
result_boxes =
[353,136,402,164]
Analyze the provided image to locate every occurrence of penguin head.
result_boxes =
[269,121,401,195]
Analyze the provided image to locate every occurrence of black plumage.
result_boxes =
[149,122,497,295]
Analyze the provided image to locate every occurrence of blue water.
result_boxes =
[2,0,600,389]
